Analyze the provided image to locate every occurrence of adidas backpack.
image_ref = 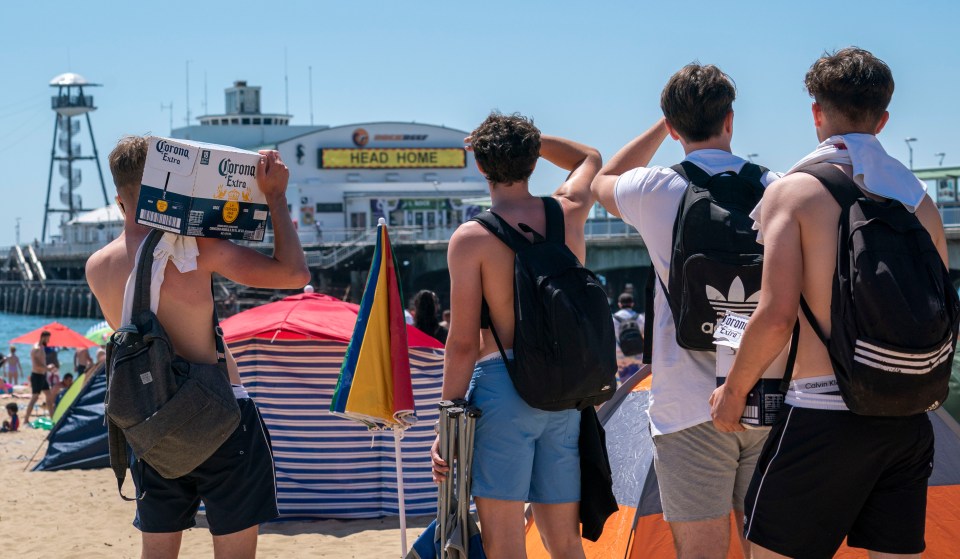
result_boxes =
[614,312,644,356]
[472,197,617,411]
[792,163,960,416]
[645,160,768,356]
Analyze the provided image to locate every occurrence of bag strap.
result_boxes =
[796,162,862,210]
[779,297,830,392]
[471,210,532,252]
[541,196,565,244]
[642,268,656,364]
[671,161,713,189]
[132,230,164,317]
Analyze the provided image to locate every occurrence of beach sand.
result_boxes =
[1,398,432,559]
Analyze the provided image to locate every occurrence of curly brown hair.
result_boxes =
[470,112,541,185]
[660,64,736,143]
[108,135,149,192]
[805,47,894,128]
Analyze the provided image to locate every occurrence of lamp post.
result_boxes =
[935,152,946,167]
[905,137,917,170]
[747,153,758,163]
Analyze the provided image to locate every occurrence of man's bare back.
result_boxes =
[765,165,948,382]
[30,344,46,373]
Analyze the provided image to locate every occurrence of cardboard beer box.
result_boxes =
[714,311,787,428]
[136,137,269,241]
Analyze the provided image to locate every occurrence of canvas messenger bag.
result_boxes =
[105,230,240,499]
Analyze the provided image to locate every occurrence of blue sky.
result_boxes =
[1,0,958,245]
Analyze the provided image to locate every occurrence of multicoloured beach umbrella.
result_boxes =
[330,219,417,429]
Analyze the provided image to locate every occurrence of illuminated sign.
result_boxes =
[319,148,466,169]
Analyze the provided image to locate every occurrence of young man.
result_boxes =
[711,48,943,559]
[592,64,780,559]
[86,136,309,559]
[23,331,53,424]
[431,112,600,559]
[612,292,644,353]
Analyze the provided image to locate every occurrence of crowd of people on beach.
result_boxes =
[69,44,950,559]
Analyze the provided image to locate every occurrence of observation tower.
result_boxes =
[43,72,109,242]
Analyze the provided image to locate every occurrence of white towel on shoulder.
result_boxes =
[751,134,927,242]
[120,232,200,325]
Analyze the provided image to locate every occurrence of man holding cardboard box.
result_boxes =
[86,136,309,559]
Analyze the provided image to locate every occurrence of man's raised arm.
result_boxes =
[591,119,669,218]
[544,135,602,225]
[199,150,310,289]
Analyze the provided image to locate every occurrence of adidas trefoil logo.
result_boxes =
[702,277,760,334]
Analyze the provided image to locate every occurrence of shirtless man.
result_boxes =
[711,48,943,558]
[86,136,309,559]
[74,347,93,375]
[431,113,599,558]
[23,332,53,423]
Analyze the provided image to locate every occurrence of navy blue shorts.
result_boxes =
[131,398,279,536]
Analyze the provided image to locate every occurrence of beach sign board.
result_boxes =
[136,137,269,241]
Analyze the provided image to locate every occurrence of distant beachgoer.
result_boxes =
[86,136,307,558]
[74,348,93,375]
[95,348,106,367]
[431,113,600,557]
[1,403,19,433]
[413,290,447,344]
[54,373,74,408]
[24,331,53,424]
[4,346,22,386]
[711,47,944,559]
[439,309,451,330]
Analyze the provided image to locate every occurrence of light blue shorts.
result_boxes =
[467,355,581,504]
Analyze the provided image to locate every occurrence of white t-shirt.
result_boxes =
[615,149,780,436]
[612,308,644,340]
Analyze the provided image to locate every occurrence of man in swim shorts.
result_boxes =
[591,64,780,559]
[86,136,309,559]
[711,48,943,559]
[431,112,600,558]
[23,331,53,424]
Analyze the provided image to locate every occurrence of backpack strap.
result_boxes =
[540,197,565,244]
[796,162,862,210]
[779,297,829,392]
[471,210,533,252]
[132,230,164,317]
[671,161,713,190]
[642,267,656,364]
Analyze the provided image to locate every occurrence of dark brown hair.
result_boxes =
[108,136,149,192]
[805,47,894,128]
[471,112,541,184]
[660,64,736,143]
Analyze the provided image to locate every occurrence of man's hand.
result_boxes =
[710,383,747,433]
[430,434,449,483]
[257,150,289,202]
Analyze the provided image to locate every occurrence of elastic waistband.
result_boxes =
[477,349,514,364]
[785,374,848,411]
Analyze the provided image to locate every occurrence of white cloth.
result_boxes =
[751,134,927,242]
[120,232,200,326]
[615,150,781,436]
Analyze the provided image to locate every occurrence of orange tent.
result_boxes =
[525,368,960,558]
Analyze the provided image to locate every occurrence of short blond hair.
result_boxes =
[108,136,149,192]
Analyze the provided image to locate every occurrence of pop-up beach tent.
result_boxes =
[33,365,109,471]
[525,368,960,559]
[221,292,445,519]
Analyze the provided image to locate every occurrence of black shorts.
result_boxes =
[130,398,279,536]
[744,404,934,559]
[30,372,50,394]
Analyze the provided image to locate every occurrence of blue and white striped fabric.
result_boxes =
[231,337,444,520]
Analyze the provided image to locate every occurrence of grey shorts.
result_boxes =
[652,421,769,522]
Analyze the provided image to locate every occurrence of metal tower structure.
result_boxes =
[43,72,109,242]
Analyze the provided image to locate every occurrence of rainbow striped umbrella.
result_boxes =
[330,218,417,555]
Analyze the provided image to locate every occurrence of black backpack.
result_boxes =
[643,161,768,359]
[105,229,241,498]
[789,163,960,416]
[614,312,643,356]
[471,197,617,411]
